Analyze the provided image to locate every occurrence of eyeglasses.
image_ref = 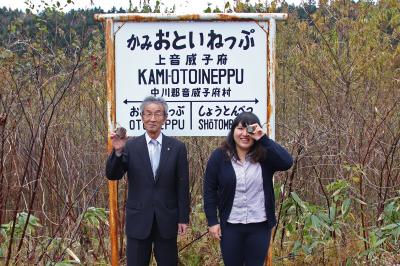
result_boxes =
[141,112,165,119]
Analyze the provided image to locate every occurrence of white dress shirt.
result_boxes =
[228,157,267,224]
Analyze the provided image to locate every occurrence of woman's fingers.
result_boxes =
[249,123,264,140]
[209,225,221,240]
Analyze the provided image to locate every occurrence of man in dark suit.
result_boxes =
[106,96,190,266]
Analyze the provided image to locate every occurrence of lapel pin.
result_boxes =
[167,147,170,151]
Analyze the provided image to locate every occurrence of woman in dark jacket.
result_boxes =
[203,112,293,266]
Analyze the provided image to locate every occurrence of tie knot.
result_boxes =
[151,139,158,146]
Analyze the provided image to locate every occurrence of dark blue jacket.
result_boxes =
[203,135,293,229]
[106,134,190,239]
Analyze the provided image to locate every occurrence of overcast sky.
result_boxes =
[0,0,303,13]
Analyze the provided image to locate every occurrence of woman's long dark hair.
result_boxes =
[221,112,266,163]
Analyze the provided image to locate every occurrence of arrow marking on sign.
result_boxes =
[123,98,259,104]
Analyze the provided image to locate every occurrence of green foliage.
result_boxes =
[0,212,42,239]
[278,180,353,262]
[52,261,80,266]
[0,213,42,263]
[82,207,108,229]
[359,194,400,261]
[0,209,108,264]
[343,163,365,184]
[278,182,400,263]
[178,200,222,265]
[203,5,222,13]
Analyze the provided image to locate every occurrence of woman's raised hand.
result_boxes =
[247,123,265,141]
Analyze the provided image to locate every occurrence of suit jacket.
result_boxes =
[203,135,293,229]
[106,134,190,239]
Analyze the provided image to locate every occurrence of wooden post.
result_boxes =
[265,227,275,266]
[265,18,276,266]
[105,18,119,266]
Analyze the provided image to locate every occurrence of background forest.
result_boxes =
[0,0,399,265]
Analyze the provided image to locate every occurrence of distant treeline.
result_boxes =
[0,3,318,50]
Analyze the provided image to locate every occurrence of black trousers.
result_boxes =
[126,217,178,266]
[220,221,272,266]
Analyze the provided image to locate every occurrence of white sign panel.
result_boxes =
[114,21,268,136]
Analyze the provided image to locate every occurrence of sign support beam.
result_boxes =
[95,13,287,22]
[105,18,119,266]
[266,18,276,266]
